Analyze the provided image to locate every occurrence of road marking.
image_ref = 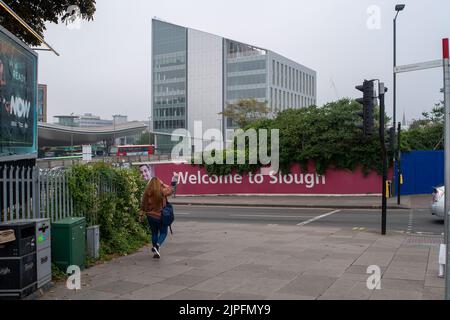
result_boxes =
[177,205,328,210]
[407,210,414,234]
[175,212,191,215]
[297,210,341,226]
[229,214,319,218]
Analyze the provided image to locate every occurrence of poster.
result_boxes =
[0,26,37,161]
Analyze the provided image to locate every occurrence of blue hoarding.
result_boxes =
[0,25,38,162]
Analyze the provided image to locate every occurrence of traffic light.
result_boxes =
[386,126,396,153]
[355,80,376,137]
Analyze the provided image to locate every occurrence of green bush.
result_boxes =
[196,98,387,176]
[67,163,149,256]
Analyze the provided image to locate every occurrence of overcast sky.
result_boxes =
[38,0,450,124]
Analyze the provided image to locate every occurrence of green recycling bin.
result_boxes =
[51,217,86,271]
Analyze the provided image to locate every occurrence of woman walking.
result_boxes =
[140,177,173,258]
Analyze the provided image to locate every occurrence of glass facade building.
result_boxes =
[37,84,47,123]
[151,19,317,150]
[152,19,187,152]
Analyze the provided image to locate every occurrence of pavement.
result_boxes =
[169,194,431,210]
[38,220,445,300]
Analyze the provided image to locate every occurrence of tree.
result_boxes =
[0,0,96,46]
[220,99,270,128]
[200,98,385,176]
[401,101,445,151]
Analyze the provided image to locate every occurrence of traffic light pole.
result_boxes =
[379,82,388,235]
[397,122,402,205]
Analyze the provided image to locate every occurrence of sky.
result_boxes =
[37,0,450,124]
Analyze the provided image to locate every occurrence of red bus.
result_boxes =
[110,145,155,156]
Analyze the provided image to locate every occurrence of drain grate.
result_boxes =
[405,234,444,246]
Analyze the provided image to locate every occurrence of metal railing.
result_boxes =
[2,162,125,224]
[1,165,39,222]
[1,165,74,223]
[38,167,73,222]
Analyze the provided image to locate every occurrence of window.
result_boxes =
[284,65,288,88]
[283,91,286,109]
[270,88,273,107]
[302,73,306,94]
[299,72,303,93]
[227,74,266,86]
[293,69,296,91]
[278,89,281,108]
[274,89,278,108]
[288,67,291,90]
[280,64,284,87]
[272,60,275,85]
[277,62,280,86]
[227,59,266,72]
[312,77,315,96]
[227,88,266,100]
[307,75,310,95]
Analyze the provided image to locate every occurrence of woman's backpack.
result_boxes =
[161,201,174,234]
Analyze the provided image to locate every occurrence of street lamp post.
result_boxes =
[393,4,405,204]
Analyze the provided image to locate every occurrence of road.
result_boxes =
[173,205,444,235]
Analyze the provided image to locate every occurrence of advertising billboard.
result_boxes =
[0,25,38,162]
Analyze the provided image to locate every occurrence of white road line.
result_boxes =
[175,212,191,215]
[407,210,414,234]
[297,209,341,226]
[176,205,328,210]
[229,214,318,218]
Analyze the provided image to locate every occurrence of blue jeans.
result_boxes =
[147,216,168,248]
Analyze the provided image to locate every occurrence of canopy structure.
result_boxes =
[38,122,147,147]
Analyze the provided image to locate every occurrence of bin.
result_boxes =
[51,217,86,271]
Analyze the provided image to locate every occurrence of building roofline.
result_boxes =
[151,18,316,72]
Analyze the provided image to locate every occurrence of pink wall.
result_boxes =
[150,162,390,195]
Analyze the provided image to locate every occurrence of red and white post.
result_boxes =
[443,38,450,299]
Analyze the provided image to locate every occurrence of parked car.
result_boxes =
[431,186,445,219]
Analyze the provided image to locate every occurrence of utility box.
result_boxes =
[51,217,86,271]
[86,225,100,259]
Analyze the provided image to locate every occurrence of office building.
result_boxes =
[37,84,47,123]
[151,19,317,152]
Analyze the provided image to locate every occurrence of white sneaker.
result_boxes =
[152,246,160,259]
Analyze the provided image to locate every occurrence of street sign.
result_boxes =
[394,59,443,74]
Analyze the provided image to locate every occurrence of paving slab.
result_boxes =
[276,275,338,297]
[119,283,186,300]
[38,220,444,300]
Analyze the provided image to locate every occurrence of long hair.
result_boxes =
[144,177,163,210]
